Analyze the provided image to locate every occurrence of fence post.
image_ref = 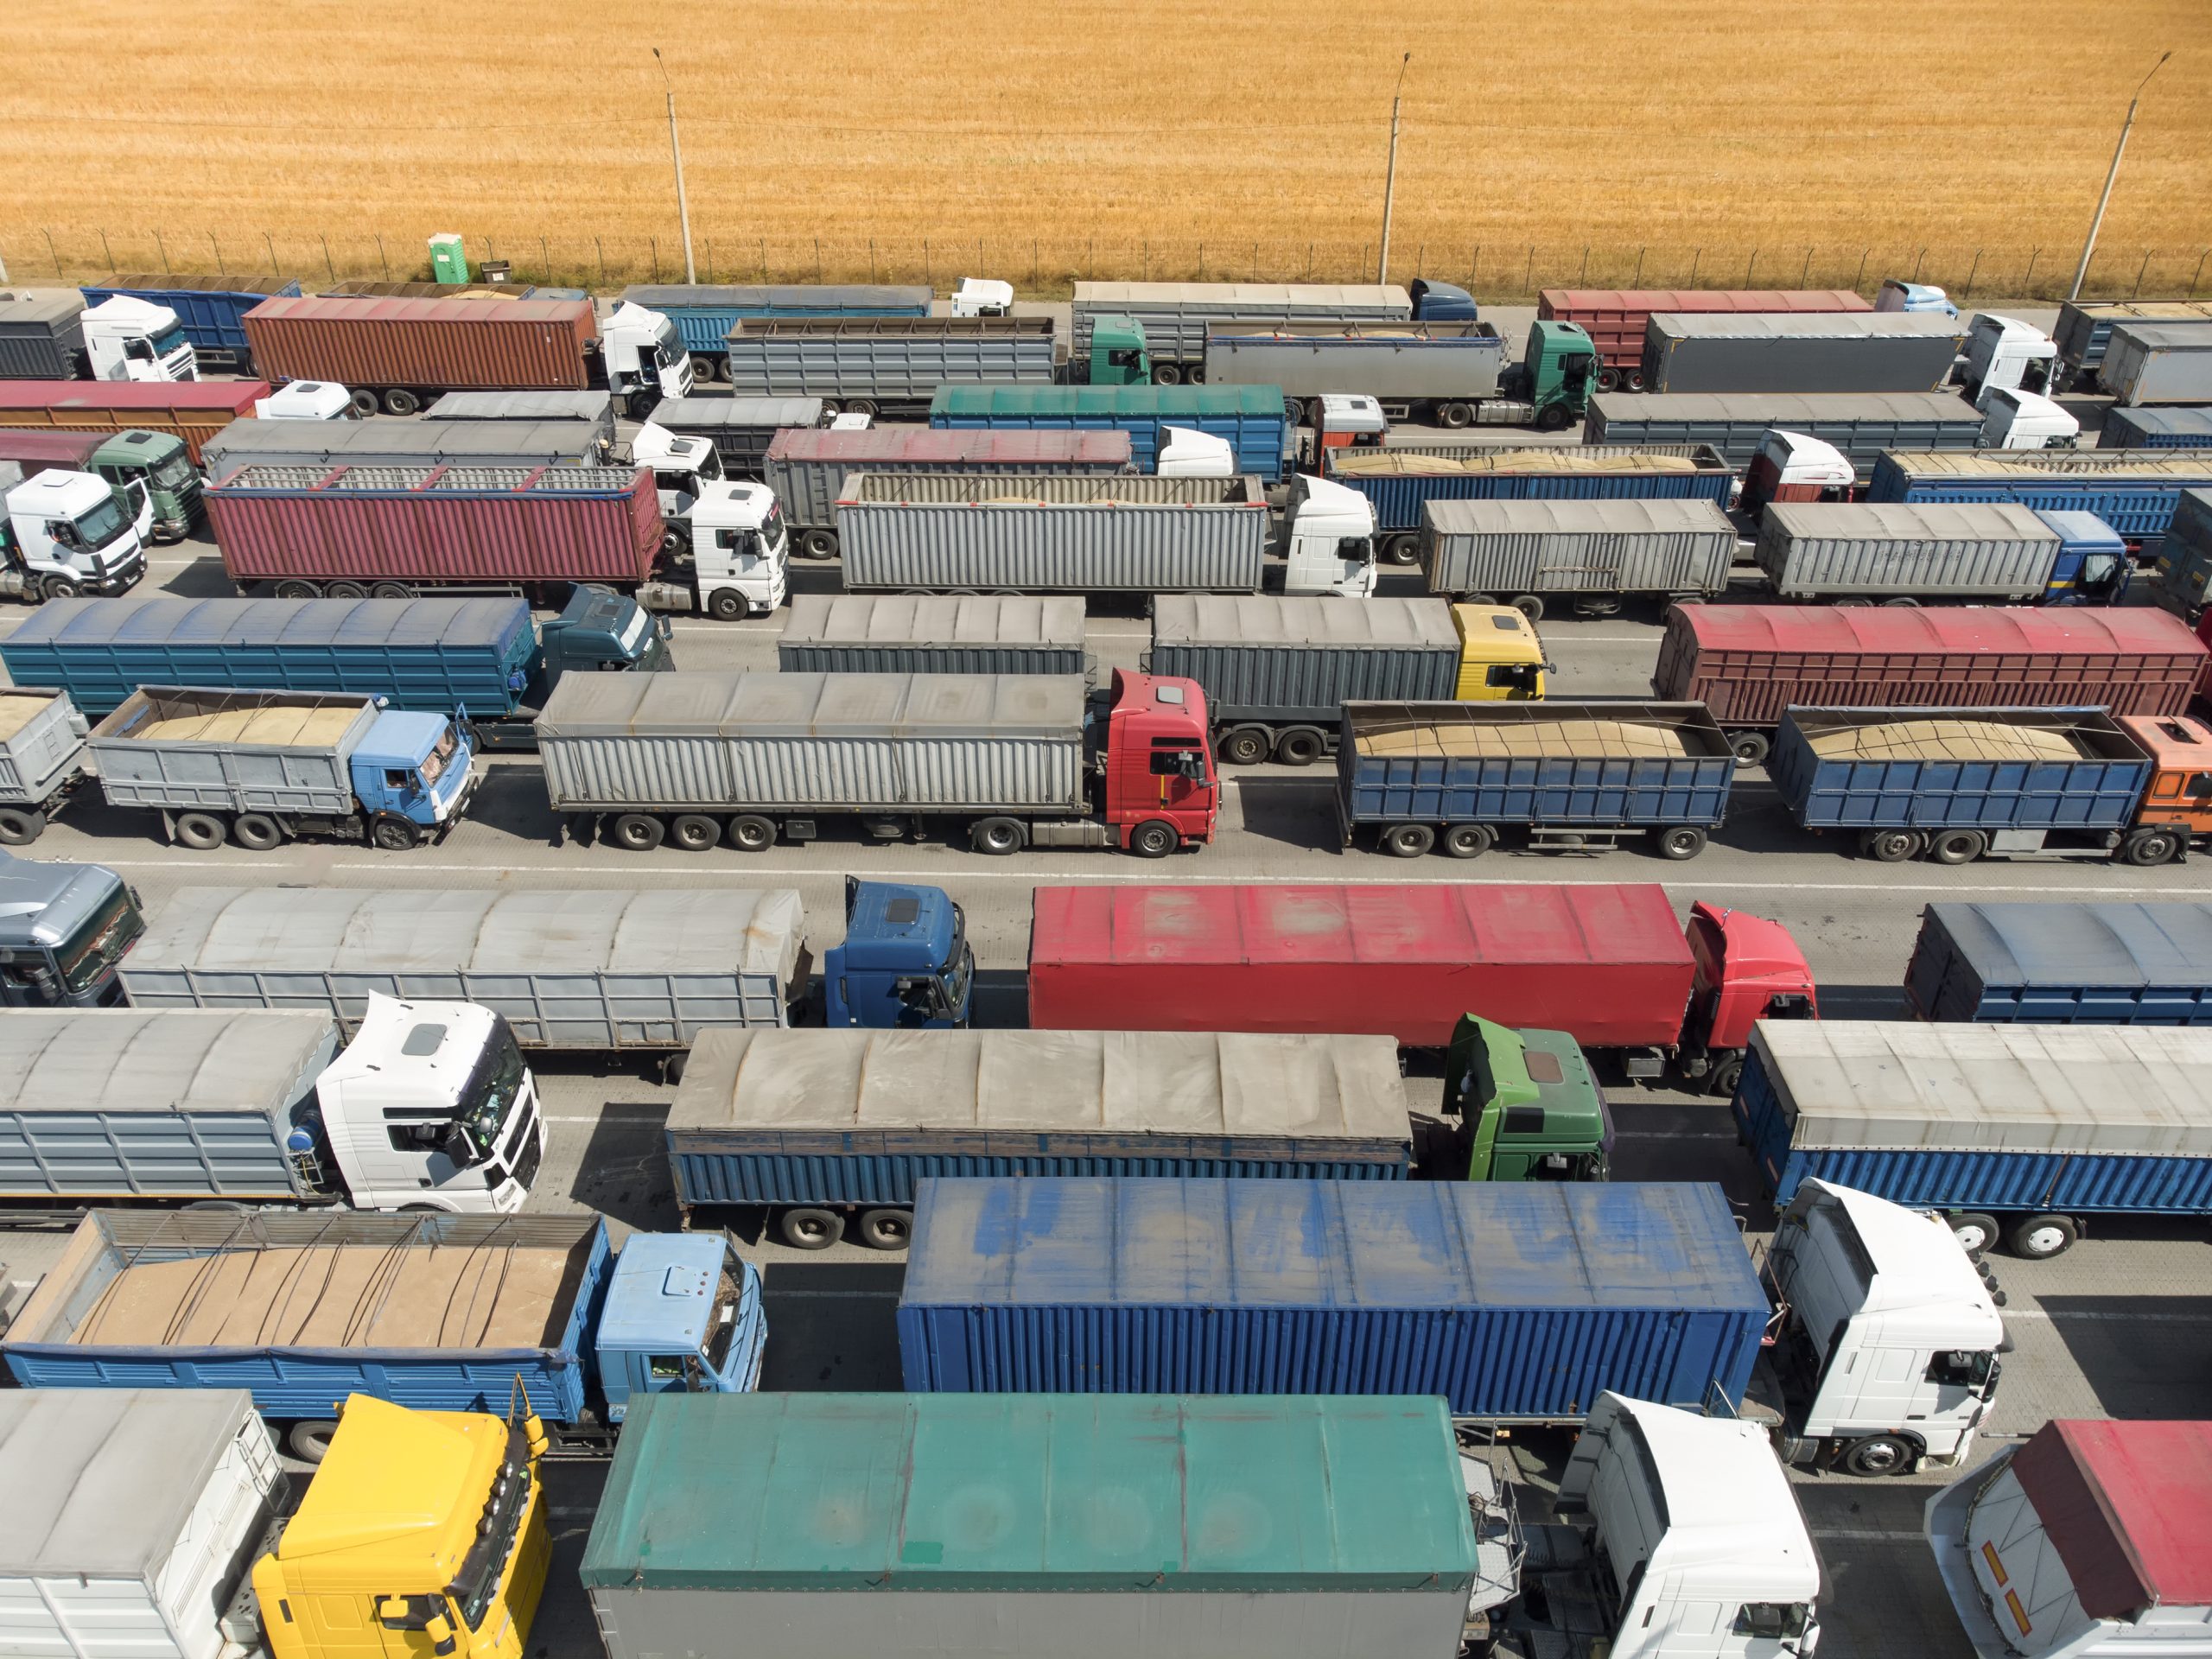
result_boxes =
[1523,245,1533,293]
[1853,247,1868,291]
[1415,243,1424,278]
[1034,239,1041,289]
[652,238,659,282]
[2133,249,2152,298]
[1688,246,1700,286]
[869,238,876,283]
[540,237,550,281]
[1471,245,1479,286]
[2023,247,2038,294]
[321,234,334,283]
[1800,247,1812,285]
[1632,245,1644,287]
[706,238,715,283]
[1251,242,1258,282]
[1198,242,1205,280]
[1961,247,1982,302]
[1911,246,1926,283]
[1579,245,1588,284]
[154,228,169,273]
[102,230,116,271]
[1145,241,1151,280]
[1745,246,1756,285]
[1306,243,1313,280]
[377,234,390,280]
[924,239,931,287]
[1359,245,1368,283]
[43,229,60,278]
[2191,249,2209,298]
[597,238,607,286]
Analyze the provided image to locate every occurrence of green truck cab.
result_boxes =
[1444,1014,1611,1180]
[1522,320,1599,428]
[1088,315,1151,385]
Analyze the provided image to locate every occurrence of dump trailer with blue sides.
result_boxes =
[930,383,1292,479]
[79,276,303,373]
[1335,698,1737,861]
[620,284,932,367]
[1866,449,2212,553]
[1905,900,2212,1025]
[583,1392,1478,1659]
[898,1176,1766,1419]
[2102,406,2212,449]
[1735,1020,2212,1257]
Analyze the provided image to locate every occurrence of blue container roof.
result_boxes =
[6,596,532,654]
[902,1177,1764,1315]
[1928,901,2212,989]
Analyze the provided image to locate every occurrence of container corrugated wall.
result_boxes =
[725,329,1056,401]
[0,385,266,465]
[1586,392,1986,473]
[1642,314,1966,395]
[673,1147,1407,1207]
[1904,900,2212,1025]
[240,296,595,390]
[763,431,1135,528]
[897,1177,1767,1420]
[2101,408,2212,449]
[2101,326,2212,405]
[1756,503,2061,600]
[1420,499,1736,599]
[777,594,1089,677]
[1146,639,1459,721]
[1326,448,1733,534]
[1867,451,2212,550]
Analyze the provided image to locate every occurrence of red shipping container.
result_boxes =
[1027,882,1696,1049]
[1655,604,2209,730]
[1538,289,1871,376]
[0,380,267,463]
[204,463,662,587]
[242,296,597,391]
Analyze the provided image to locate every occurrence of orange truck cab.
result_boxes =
[1681,900,1819,1095]
[2113,713,2212,864]
[1096,669,1220,855]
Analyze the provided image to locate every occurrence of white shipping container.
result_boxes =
[1757,501,2063,601]
[1420,498,1737,601]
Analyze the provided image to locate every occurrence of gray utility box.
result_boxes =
[722,318,1056,407]
[2100,322,2212,405]
[1147,594,1461,724]
[1642,312,1967,394]
[200,416,607,476]
[1757,501,2063,601]
[836,472,1271,594]
[87,689,373,816]
[779,594,1091,678]
[1420,498,1737,607]
[0,690,89,806]
[0,292,86,378]
[118,885,807,1048]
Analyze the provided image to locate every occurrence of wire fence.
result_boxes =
[10,228,2211,304]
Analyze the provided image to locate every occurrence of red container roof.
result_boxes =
[0,381,266,412]
[1029,883,1692,972]
[1669,603,2207,661]
[244,294,593,326]
[2009,1420,2212,1616]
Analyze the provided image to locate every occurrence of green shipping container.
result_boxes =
[583,1394,1478,1659]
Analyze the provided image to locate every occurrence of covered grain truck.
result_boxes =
[1649,603,2209,762]
[722,316,1056,416]
[1737,1018,2212,1257]
[1905,899,2212,1025]
[1866,448,2212,554]
[929,383,1293,478]
[200,414,608,474]
[1642,311,1967,394]
[2101,405,2212,449]
[2051,297,2212,390]
[422,387,620,438]
[1753,501,2129,605]
[778,593,1090,678]
[1071,281,1420,381]
[1419,497,1737,613]
[645,394,823,474]
[1586,390,1987,473]
[0,687,92,845]
[79,275,303,374]
[620,283,931,375]
[664,1026,1412,1249]
[1538,287,1872,389]
[2101,322,2212,404]
[1202,319,1598,429]
[0,379,266,465]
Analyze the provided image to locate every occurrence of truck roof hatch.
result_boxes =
[599,1233,725,1352]
[272,1393,502,1569]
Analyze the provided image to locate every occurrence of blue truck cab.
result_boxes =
[2038,509,2131,604]
[351,709,477,836]
[823,877,975,1027]
[1408,279,1478,321]
[594,1233,767,1422]
[541,586,672,680]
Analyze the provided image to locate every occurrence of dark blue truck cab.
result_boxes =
[823,877,974,1028]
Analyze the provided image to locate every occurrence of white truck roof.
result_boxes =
[1786,1179,2003,1345]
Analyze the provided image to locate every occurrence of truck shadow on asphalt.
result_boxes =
[2036,1294,2212,1421]
[757,1262,907,1391]
[563,1092,682,1233]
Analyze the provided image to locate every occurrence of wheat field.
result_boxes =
[4,0,2208,296]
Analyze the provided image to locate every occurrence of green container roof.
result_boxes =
[929,383,1283,419]
[581,1393,1476,1594]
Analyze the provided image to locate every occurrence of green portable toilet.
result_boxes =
[428,232,469,285]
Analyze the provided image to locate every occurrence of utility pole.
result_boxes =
[1377,52,1410,285]
[654,48,696,284]
[2069,49,2169,302]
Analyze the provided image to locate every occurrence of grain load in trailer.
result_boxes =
[1538,288,1872,386]
[897,1176,1767,1418]
[1418,497,1737,613]
[1642,311,1967,395]
[777,594,1090,678]
[664,1026,1413,1247]
[0,688,92,846]
[1754,501,2129,605]
[1905,899,2212,1025]
[1866,448,2212,554]
[1586,390,1988,474]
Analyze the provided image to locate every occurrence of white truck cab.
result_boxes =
[599,299,696,414]
[79,296,198,382]
[639,479,788,619]
[950,278,1014,317]
[1,467,149,601]
[630,420,727,515]
[1742,429,1857,518]
[1754,1179,2005,1478]
[1960,315,2058,407]
[311,992,541,1214]
[1980,387,2081,449]
[1154,426,1236,477]
[256,380,359,420]
[1281,473,1379,597]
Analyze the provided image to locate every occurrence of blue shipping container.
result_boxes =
[2101,408,2212,449]
[0,594,538,719]
[1907,900,2212,1024]
[897,1176,1767,1421]
[1326,447,1734,534]
[1866,451,2212,550]
[622,285,933,357]
[1770,707,2150,832]
[929,385,1291,480]
[79,276,303,365]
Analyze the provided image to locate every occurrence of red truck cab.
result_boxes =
[1102,669,1219,854]
[1682,900,1818,1093]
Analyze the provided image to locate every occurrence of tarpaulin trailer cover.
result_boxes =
[2003,1418,2212,1619]
[1906,900,2212,1024]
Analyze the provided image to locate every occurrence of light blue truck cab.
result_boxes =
[2039,509,2131,604]
[594,1232,767,1424]
[350,709,478,838]
[823,877,975,1027]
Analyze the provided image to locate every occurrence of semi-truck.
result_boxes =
[200,413,611,474]
[2050,297,2212,389]
[1144,594,1545,766]
[1538,286,1872,388]
[86,687,477,852]
[620,283,931,375]
[1769,704,2212,868]
[779,593,1090,677]
[1,461,149,601]
[0,1005,538,1217]
[833,471,1376,597]
[1071,281,1469,381]
[2100,321,2212,405]
[1754,501,2130,605]
[643,394,823,474]
[0,688,92,844]
[0,591,668,750]
[1649,603,2209,762]
[0,1212,763,1456]
[0,428,199,540]
[1325,443,1732,564]
[1586,389,1991,471]
[765,428,1135,557]
[0,849,144,1007]
[0,291,199,382]
[1905,899,2212,1025]
[929,382,1292,478]
[2103,405,2212,448]
[242,294,694,416]
[1333,699,1737,861]
[722,316,1062,415]
[79,275,304,374]
[1642,311,1967,394]
[1028,882,1815,1094]
[203,461,788,619]
[1737,1017,2212,1256]
[1955,313,2058,405]
[1418,498,1737,614]
[1866,448,2212,555]
[1926,1418,2212,1659]
[0,378,267,464]
[537,668,1219,858]
[1201,319,1599,429]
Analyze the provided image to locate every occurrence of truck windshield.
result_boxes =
[654,321,683,367]
[941,905,972,1012]
[149,323,191,359]
[449,1426,532,1630]
[702,1256,753,1374]
[150,451,194,490]
[691,447,724,483]
[457,1016,527,1157]
[418,724,459,783]
[56,886,143,995]
[73,495,131,550]
[617,605,653,656]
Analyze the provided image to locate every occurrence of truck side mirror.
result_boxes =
[424,1614,458,1657]
[437,1120,474,1161]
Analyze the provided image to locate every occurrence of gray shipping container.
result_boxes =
[723,318,1057,407]
[1643,313,1968,395]
[1420,498,1737,605]
[536,671,1086,815]
[2101,407,2212,449]
[779,594,1091,677]
[1203,324,1508,401]
[0,689,88,807]
[87,689,374,817]
[763,429,1135,545]
[0,1007,339,1200]
[424,388,619,437]
[1586,391,1989,473]
[648,395,825,474]
[1757,501,2063,601]
[118,886,808,1047]
[1146,594,1462,725]
[1072,282,1414,370]
[836,472,1271,594]
[0,292,86,379]
[2100,322,2212,405]
[200,416,608,477]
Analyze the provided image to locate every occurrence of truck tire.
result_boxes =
[1595,366,1621,392]
[858,1209,912,1251]
[371,815,421,851]
[1439,402,1475,429]
[232,812,284,851]
[1381,823,1436,858]
[1706,1056,1745,1098]
[1128,819,1179,859]
[1219,726,1272,766]
[2005,1213,2078,1260]
[1656,825,1708,861]
[1624,369,1647,391]
[347,388,379,417]
[802,529,839,560]
[610,813,666,851]
[2123,827,2183,866]
[708,588,747,620]
[39,576,79,602]
[844,397,878,418]
[779,1207,844,1250]
[327,581,369,600]
[0,808,44,845]
[1383,533,1421,565]
[1441,823,1494,859]
[175,811,227,851]
[970,817,1026,855]
[671,814,721,851]
[288,1420,341,1463]
[1727,731,1770,766]
[1929,829,1986,866]
[1840,1434,1916,1478]
[1948,1212,2001,1255]
[728,814,776,852]
[1509,594,1545,621]
[274,579,322,600]
[1863,829,1923,863]
[1273,727,1327,766]
[1153,363,1183,385]
[1537,404,1573,431]
[382,388,421,416]
[371,581,413,598]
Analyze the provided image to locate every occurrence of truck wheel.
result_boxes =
[1864,829,1923,863]
[1441,823,1494,859]
[1509,594,1545,621]
[1537,404,1573,432]
[1273,728,1327,766]
[1153,363,1183,385]
[1706,1057,1744,1098]
[1949,1212,2001,1255]
[1624,369,1647,392]
[274,579,322,600]
[611,813,666,851]
[175,811,226,851]
[1382,823,1436,858]
[370,582,413,599]
[1219,726,1272,766]
[1656,825,1708,861]
[371,815,421,851]
[1439,402,1476,429]
[779,1207,844,1250]
[1383,533,1421,565]
[1929,829,1986,866]
[0,808,44,845]
[347,389,379,417]
[858,1209,912,1251]
[288,1420,341,1463]
[1595,366,1621,392]
[327,581,369,600]
[232,812,284,851]
[2123,827,2183,866]
[1840,1435,1916,1478]
[671,814,721,851]
[1882,594,1923,607]
[382,388,421,416]
[1728,731,1770,766]
[970,817,1026,856]
[708,588,747,620]
[844,398,878,418]
[1128,818,1179,859]
[802,529,839,560]
[626,391,656,419]
[2006,1213,2078,1260]
[660,526,687,559]
[39,576,79,602]
[728,814,777,852]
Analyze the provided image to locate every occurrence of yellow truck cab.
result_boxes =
[1450,603,1548,699]
[252,1394,551,1659]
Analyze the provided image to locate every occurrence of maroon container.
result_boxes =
[1538,289,1872,374]
[204,463,662,587]
[0,381,267,463]
[241,296,596,391]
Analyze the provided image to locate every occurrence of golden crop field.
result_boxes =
[5,0,2209,296]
